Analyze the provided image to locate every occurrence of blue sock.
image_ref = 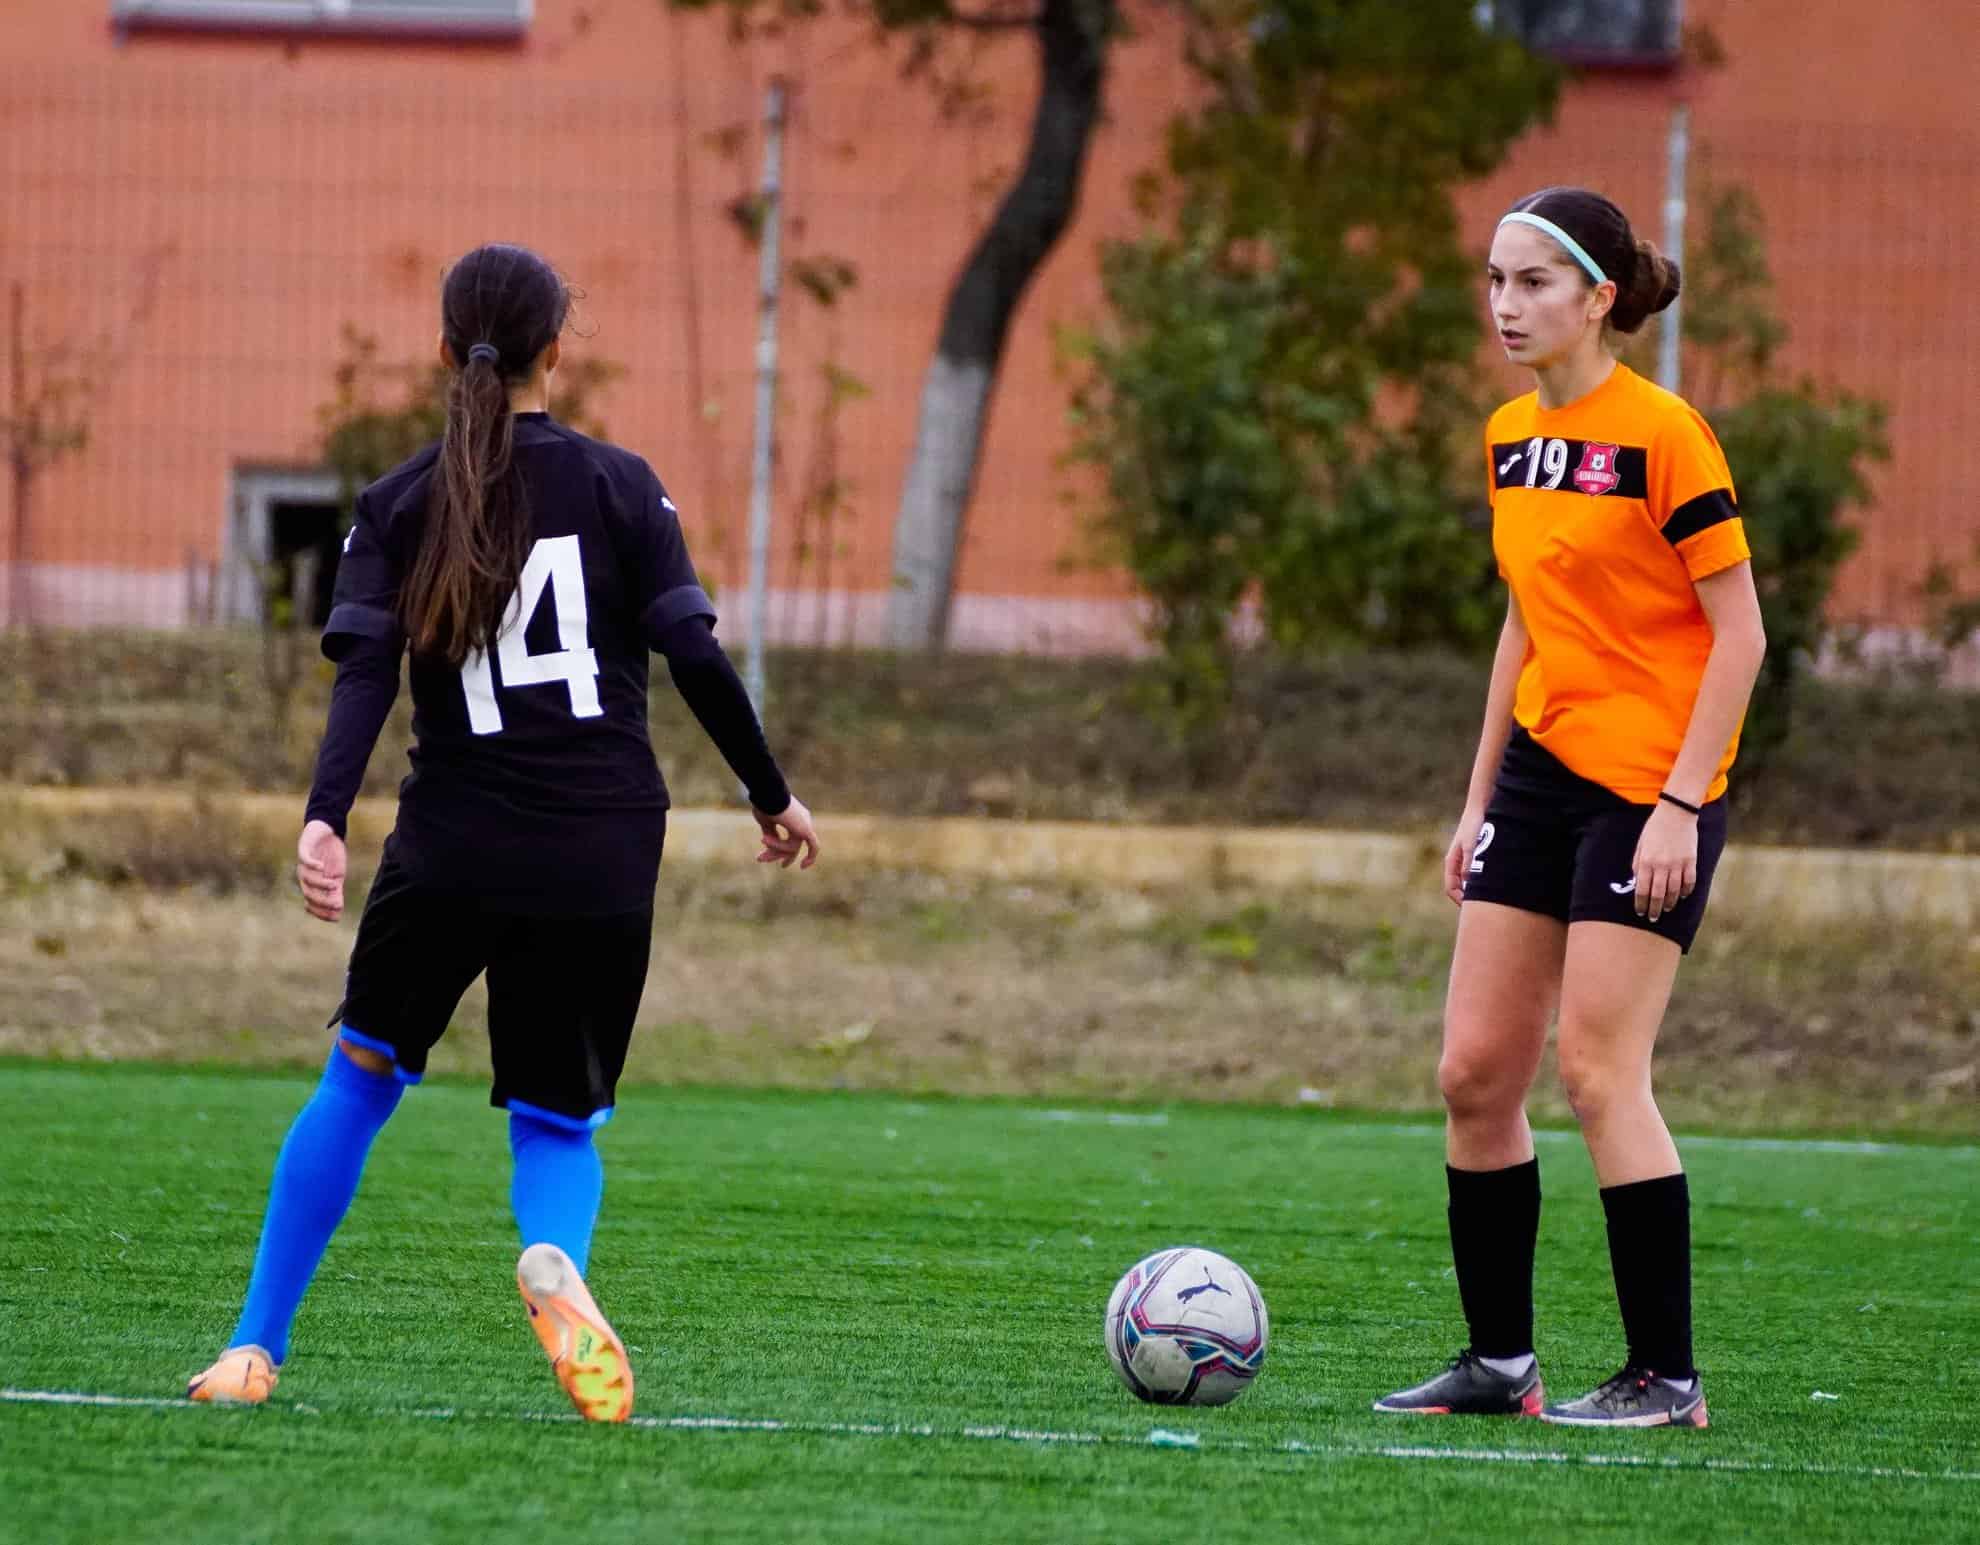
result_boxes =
[509,1111,604,1275]
[230,1043,404,1363]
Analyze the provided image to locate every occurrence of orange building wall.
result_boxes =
[3,0,1976,643]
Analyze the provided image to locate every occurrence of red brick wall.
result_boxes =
[4,0,1974,636]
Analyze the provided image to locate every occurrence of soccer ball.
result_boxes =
[1104,1246,1269,1406]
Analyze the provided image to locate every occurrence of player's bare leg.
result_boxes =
[1376,902,1561,1416]
[1543,922,1706,1427]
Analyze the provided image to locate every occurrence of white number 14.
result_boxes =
[460,535,602,735]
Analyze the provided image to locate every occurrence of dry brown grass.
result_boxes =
[5,630,1978,850]
[4,860,1973,1135]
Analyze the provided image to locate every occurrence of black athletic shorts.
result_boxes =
[1459,727,1728,953]
[330,839,655,1128]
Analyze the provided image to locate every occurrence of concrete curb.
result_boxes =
[2,786,1974,932]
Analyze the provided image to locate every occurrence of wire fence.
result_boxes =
[3,35,1978,673]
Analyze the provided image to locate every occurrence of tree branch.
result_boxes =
[949,6,1040,29]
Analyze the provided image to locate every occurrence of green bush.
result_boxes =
[1670,182,1892,783]
[1067,235,1350,739]
[1709,388,1887,778]
[1077,141,1900,788]
[1067,2,1555,734]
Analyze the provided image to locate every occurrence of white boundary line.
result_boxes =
[1017,1110,1978,1159]
[6,1389,1975,1487]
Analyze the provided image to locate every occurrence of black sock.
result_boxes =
[1446,1158,1541,1360]
[1599,1172,1694,1380]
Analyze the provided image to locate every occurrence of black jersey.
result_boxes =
[323,412,715,914]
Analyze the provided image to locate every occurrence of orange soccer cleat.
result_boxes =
[187,1345,279,1406]
[516,1243,633,1423]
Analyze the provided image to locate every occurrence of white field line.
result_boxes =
[1017,1112,1977,1160]
[6,1388,1976,1487]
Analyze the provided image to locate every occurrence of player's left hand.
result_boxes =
[297,820,348,922]
[1630,802,1698,924]
[754,796,820,871]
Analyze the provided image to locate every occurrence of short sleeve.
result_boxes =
[1485,424,1509,580]
[631,471,717,646]
[1652,406,1750,582]
[322,491,406,662]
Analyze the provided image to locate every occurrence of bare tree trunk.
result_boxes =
[7,460,28,630]
[6,281,26,630]
[886,0,1111,651]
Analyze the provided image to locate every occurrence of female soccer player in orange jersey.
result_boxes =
[1373,188,1766,1428]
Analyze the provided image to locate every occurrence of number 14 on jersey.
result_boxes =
[460,535,603,735]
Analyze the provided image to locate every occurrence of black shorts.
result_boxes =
[1460,728,1728,953]
[331,843,654,1128]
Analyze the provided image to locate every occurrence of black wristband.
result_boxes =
[1658,791,1702,815]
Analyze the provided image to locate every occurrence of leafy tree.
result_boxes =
[1917,548,1980,661]
[1065,234,1312,739]
[2,253,172,628]
[1664,183,1787,409]
[1712,388,1884,772]
[1674,183,1890,781]
[0,283,89,631]
[670,0,1114,649]
[1069,0,1558,725]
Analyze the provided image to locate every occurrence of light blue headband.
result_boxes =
[1498,211,1608,285]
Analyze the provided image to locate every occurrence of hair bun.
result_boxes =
[1638,238,1681,311]
[1610,238,1682,335]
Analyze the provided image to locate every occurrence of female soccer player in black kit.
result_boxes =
[189,244,819,1422]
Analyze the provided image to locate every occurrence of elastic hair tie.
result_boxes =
[1498,212,1608,285]
[466,342,501,366]
[1658,791,1702,816]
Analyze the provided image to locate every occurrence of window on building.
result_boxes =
[111,0,532,40]
[225,468,347,627]
[1477,0,1682,68]
[267,499,344,629]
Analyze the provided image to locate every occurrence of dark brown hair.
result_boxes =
[401,243,570,667]
[1505,186,1681,335]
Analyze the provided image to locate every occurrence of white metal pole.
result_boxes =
[1658,100,1689,394]
[742,79,786,720]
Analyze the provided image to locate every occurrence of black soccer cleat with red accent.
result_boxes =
[1539,1365,1709,1428]
[1372,1350,1546,1416]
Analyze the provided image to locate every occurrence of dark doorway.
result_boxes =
[267,500,344,628]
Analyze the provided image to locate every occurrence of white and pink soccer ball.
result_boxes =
[1104,1246,1269,1406]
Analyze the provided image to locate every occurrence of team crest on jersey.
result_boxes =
[1572,441,1622,496]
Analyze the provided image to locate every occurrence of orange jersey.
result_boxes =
[1486,364,1751,803]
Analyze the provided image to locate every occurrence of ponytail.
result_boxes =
[399,244,570,667]
[401,344,527,667]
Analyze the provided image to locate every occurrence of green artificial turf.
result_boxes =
[1,1063,1975,1543]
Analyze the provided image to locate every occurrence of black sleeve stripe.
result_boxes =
[320,601,402,661]
[640,583,718,647]
[1663,489,1739,546]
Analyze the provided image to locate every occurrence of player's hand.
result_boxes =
[1631,801,1698,923]
[754,796,820,871]
[297,820,348,922]
[1443,806,1489,906]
